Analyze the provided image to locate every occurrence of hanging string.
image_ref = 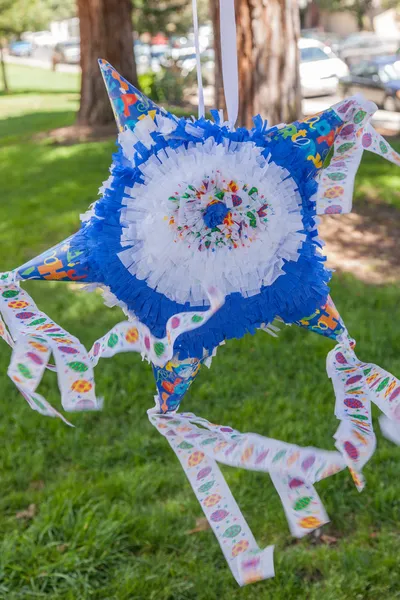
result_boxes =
[219,0,239,128]
[192,0,205,119]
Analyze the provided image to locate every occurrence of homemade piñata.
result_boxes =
[1,7,400,586]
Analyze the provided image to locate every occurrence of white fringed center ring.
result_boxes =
[119,140,306,306]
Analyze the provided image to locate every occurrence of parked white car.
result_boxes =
[25,30,56,48]
[178,48,215,80]
[299,38,349,97]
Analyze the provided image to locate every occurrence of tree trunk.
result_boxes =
[77,0,138,126]
[0,42,9,93]
[212,0,301,128]
[303,0,320,29]
[210,0,226,117]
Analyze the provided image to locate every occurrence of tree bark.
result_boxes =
[77,0,138,126]
[210,0,226,117]
[303,0,320,29]
[0,42,9,93]
[212,0,301,128]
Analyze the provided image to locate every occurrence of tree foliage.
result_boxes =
[132,0,209,36]
[45,0,76,22]
[0,0,75,37]
[0,0,209,40]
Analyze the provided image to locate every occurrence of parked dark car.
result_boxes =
[339,56,400,111]
[8,40,33,57]
[337,33,400,67]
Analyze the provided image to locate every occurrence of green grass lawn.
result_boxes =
[0,65,400,599]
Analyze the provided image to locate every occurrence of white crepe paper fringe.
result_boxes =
[259,321,280,338]
[118,138,308,306]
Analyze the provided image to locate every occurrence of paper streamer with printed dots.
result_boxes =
[0,272,224,421]
[328,340,400,480]
[0,274,98,422]
[316,96,400,216]
[148,409,347,583]
[88,287,224,368]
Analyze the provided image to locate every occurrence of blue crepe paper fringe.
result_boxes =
[77,111,342,360]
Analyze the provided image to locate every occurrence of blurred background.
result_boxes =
[1,1,400,599]
[2,0,400,129]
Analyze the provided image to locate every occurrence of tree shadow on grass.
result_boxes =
[0,134,114,265]
[0,89,79,97]
[321,200,400,284]
[0,110,77,141]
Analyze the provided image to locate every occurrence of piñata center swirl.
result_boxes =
[167,172,272,252]
[118,140,306,305]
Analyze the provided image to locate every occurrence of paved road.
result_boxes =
[5,51,79,73]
